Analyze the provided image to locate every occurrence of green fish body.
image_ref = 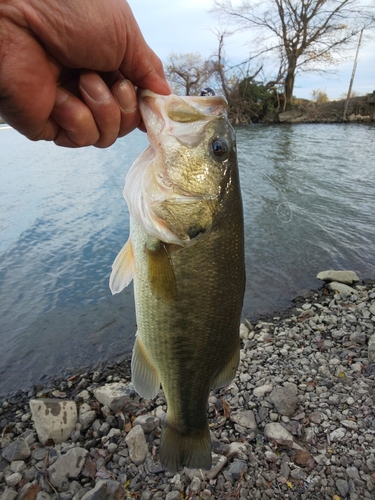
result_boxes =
[110,91,245,472]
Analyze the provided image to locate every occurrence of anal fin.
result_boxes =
[211,341,240,390]
[131,333,160,399]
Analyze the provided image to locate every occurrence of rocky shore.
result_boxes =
[1,272,375,500]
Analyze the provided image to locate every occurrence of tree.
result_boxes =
[165,52,216,96]
[211,0,375,108]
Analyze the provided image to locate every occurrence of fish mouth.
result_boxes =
[139,90,228,149]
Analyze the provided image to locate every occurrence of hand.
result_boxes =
[0,0,170,147]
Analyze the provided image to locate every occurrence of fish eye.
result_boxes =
[210,138,229,159]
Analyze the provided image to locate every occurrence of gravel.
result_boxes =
[1,278,375,500]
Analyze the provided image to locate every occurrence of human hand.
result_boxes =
[0,0,170,147]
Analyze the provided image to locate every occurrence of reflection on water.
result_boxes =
[1,123,375,396]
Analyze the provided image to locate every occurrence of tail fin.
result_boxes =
[159,421,212,473]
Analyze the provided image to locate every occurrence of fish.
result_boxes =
[110,90,245,473]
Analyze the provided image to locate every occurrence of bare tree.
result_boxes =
[211,0,375,108]
[165,53,216,96]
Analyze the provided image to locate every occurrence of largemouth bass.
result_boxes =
[110,90,245,472]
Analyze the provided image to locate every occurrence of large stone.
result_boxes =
[336,478,349,498]
[230,410,257,430]
[253,384,273,397]
[132,413,160,433]
[1,439,31,462]
[29,399,77,445]
[36,493,51,500]
[125,425,148,466]
[93,383,139,412]
[327,282,356,297]
[317,270,359,284]
[206,454,227,480]
[5,473,22,487]
[47,447,88,491]
[264,423,303,450]
[329,427,346,442]
[81,480,107,500]
[368,334,375,362]
[269,386,298,416]
[0,489,18,500]
[278,109,303,123]
[223,459,248,482]
[79,404,96,430]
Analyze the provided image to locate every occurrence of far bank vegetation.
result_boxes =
[165,0,375,124]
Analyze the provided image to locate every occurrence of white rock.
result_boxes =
[132,413,160,433]
[47,447,88,491]
[327,282,356,296]
[368,334,375,362]
[125,425,148,466]
[230,410,257,430]
[317,270,359,284]
[78,404,96,431]
[239,323,249,340]
[330,427,346,442]
[253,384,273,397]
[5,473,22,487]
[94,382,138,412]
[264,423,303,450]
[206,454,227,480]
[30,399,77,445]
[1,489,18,500]
[341,420,358,430]
[10,461,26,473]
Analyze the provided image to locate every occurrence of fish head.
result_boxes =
[125,90,237,246]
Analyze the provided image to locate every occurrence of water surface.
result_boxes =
[1,123,374,396]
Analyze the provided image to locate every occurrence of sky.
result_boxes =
[129,0,375,100]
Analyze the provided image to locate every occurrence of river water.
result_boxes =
[1,123,374,396]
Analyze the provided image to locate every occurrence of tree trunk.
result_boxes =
[284,58,297,110]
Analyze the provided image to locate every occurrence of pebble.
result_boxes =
[0,276,375,500]
[124,425,148,466]
[269,386,298,416]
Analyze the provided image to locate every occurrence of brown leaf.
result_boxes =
[84,457,97,481]
[22,484,42,500]
[269,437,294,450]
[114,484,126,500]
[292,449,316,471]
[222,398,231,419]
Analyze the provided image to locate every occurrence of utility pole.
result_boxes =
[343,28,364,121]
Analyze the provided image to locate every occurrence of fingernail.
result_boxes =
[81,74,111,104]
[55,87,70,107]
[115,80,137,114]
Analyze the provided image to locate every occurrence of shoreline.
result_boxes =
[1,276,375,499]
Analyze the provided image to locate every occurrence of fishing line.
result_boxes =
[238,149,338,237]
[238,149,293,223]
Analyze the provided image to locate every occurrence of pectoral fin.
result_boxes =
[109,238,135,294]
[211,341,240,390]
[132,333,160,399]
[146,240,177,301]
